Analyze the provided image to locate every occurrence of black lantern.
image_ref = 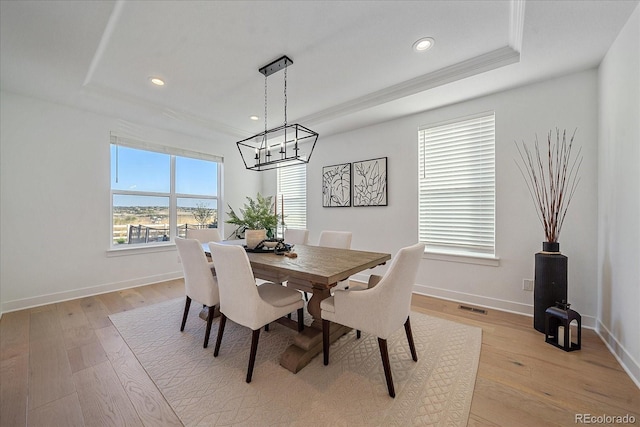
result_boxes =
[236,56,319,171]
[544,300,582,351]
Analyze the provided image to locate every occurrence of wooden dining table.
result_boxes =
[203,242,391,373]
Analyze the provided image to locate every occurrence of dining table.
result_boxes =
[203,241,391,373]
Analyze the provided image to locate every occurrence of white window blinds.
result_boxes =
[110,134,223,163]
[418,112,495,256]
[277,164,307,230]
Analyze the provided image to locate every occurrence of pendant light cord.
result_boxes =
[263,74,268,148]
[284,65,288,127]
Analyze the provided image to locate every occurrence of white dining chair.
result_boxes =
[175,238,220,348]
[320,242,425,398]
[284,228,309,245]
[317,230,352,249]
[209,242,304,383]
[187,227,222,244]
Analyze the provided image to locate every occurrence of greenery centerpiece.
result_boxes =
[226,193,279,247]
[515,128,582,332]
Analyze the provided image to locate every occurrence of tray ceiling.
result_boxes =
[1,0,637,141]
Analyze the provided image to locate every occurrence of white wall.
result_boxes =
[307,70,599,325]
[0,91,259,311]
[597,4,640,387]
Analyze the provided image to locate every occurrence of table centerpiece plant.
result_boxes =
[226,193,280,249]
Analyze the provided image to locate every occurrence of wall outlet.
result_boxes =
[523,279,534,291]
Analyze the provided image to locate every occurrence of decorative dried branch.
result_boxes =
[515,128,582,243]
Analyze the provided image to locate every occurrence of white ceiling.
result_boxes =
[1,0,637,141]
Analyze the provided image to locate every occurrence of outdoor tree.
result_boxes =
[193,202,214,228]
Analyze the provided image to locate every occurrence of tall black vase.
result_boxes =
[533,242,568,333]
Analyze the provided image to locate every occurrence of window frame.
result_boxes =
[109,135,222,251]
[417,112,498,265]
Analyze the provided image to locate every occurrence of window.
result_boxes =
[277,163,307,235]
[418,112,495,258]
[110,135,222,247]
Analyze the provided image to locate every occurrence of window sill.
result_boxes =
[423,250,500,267]
[106,243,176,257]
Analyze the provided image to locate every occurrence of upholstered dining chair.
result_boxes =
[175,238,220,348]
[284,228,309,245]
[208,242,305,383]
[320,242,425,398]
[186,227,222,244]
[317,230,352,249]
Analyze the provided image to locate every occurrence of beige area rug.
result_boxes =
[110,298,481,426]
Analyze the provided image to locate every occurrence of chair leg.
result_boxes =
[246,328,261,383]
[378,338,395,398]
[304,292,309,302]
[213,313,226,357]
[356,330,361,339]
[297,308,304,332]
[180,296,192,331]
[203,305,215,348]
[404,316,418,362]
[322,319,330,365]
[264,324,269,332]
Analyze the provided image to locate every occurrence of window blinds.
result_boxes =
[418,112,495,256]
[110,134,223,163]
[277,164,307,230]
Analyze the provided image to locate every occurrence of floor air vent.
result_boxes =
[458,305,487,315]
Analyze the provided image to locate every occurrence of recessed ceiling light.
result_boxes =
[250,115,260,121]
[150,77,165,86]
[413,37,435,52]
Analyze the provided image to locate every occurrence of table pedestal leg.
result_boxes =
[305,286,330,329]
[280,284,351,373]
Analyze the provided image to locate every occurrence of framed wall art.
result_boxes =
[353,157,387,207]
[322,163,351,207]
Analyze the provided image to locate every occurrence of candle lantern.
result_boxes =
[544,300,581,351]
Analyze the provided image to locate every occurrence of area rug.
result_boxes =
[109,298,481,426]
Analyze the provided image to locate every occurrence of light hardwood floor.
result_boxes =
[1,279,638,426]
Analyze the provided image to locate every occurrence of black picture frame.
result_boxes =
[353,157,388,207]
[322,163,351,207]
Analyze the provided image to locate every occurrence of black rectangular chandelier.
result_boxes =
[236,56,319,171]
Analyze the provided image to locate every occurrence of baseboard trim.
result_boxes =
[349,275,597,329]
[596,320,640,389]
[0,271,183,314]
[412,283,597,329]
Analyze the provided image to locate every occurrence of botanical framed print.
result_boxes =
[322,163,351,207]
[353,157,387,207]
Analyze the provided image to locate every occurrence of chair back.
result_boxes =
[284,228,309,245]
[370,242,424,337]
[175,238,219,306]
[187,228,222,244]
[208,243,262,328]
[318,231,352,249]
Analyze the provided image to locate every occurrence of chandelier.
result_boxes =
[236,56,319,171]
